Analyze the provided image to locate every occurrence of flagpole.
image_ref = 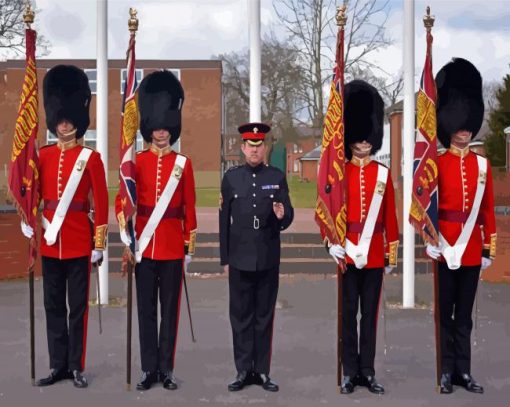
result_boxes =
[402,0,415,309]
[23,4,36,386]
[249,0,261,122]
[97,0,109,305]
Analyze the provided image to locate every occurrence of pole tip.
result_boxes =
[24,2,35,28]
[128,7,139,33]
[423,6,435,31]
[336,5,347,27]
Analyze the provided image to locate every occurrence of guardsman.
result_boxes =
[219,123,294,392]
[20,65,108,388]
[426,58,495,394]
[115,70,196,391]
[326,80,399,395]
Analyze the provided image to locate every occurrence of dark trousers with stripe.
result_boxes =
[229,266,279,375]
[135,258,183,373]
[42,256,90,372]
[437,262,480,375]
[342,265,383,377]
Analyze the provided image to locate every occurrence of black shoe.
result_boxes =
[161,371,178,390]
[36,368,73,386]
[136,371,158,391]
[453,373,484,394]
[340,376,356,394]
[228,371,249,392]
[361,375,385,395]
[72,370,88,388]
[440,373,453,394]
[259,374,279,392]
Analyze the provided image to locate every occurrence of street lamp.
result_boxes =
[505,126,510,172]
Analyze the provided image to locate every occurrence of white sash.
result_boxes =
[440,155,487,270]
[345,164,388,269]
[135,154,187,263]
[44,148,93,246]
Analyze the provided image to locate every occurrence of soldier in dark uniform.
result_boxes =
[219,123,294,392]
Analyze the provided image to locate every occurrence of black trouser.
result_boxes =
[135,258,183,373]
[229,266,279,375]
[342,265,383,377]
[437,262,480,375]
[42,256,90,372]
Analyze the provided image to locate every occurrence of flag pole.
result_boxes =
[248,0,261,122]
[24,4,36,386]
[402,0,415,309]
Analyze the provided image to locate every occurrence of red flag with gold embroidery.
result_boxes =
[315,21,347,247]
[8,28,39,266]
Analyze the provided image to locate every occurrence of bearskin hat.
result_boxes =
[138,70,185,145]
[43,65,91,139]
[436,57,484,148]
[344,80,384,160]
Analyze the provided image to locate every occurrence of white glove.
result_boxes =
[481,257,492,270]
[426,244,441,260]
[91,249,103,266]
[328,244,345,264]
[119,227,132,246]
[21,221,34,239]
[184,255,192,272]
[385,266,393,275]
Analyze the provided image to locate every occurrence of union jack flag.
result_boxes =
[409,29,439,245]
[117,33,139,251]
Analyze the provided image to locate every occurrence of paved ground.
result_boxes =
[0,273,509,406]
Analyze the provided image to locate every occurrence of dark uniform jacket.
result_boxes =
[219,163,294,271]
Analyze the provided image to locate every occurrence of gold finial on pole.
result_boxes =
[336,5,347,28]
[128,7,139,34]
[423,6,435,32]
[23,2,35,28]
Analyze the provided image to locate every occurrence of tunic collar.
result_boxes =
[150,144,172,157]
[57,138,79,151]
[449,144,470,158]
[245,162,265,173]
[350,155,371,167]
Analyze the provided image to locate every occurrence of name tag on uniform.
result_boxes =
[261,185,280,190]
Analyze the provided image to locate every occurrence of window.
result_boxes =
[172,137,181,153]
[135,131,145,152]
[120,69,144,94]
[293,160,299,172]
[293,143,298,153]
[84,69,97,94]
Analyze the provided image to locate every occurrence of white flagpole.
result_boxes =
[97,0,109,305]
[249,0,261,122]
[402,0,415,308]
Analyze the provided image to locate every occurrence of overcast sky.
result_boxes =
[16,0,510,85]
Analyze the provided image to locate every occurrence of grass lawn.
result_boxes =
[108,176,317,208]
[287,176,317,208]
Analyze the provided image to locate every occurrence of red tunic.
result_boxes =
[437,146,496,266]
[345,157,399,268]
[39,141,109,259]
[115,146,197,260]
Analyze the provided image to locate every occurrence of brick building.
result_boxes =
[0,59,223,197]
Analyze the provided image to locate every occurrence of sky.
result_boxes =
[9,0,510,86]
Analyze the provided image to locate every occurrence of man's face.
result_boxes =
[350,141,372,157]
[451,130,471,147]
[241,142,266,166]
[56,119,76,139]
[152,129,171,146]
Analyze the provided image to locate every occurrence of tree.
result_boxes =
[0,0,51,58]
[274,0,392,128]
[485,72,510,167]
[216,35,306,142]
